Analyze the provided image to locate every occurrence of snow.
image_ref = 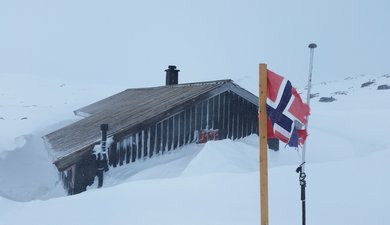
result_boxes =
[182,139,259,176]
[0,74,124,155]
[1,73,390,224]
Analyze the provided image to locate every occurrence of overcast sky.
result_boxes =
[1,0,389,90]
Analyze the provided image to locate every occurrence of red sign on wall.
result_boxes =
[197,129,220,144]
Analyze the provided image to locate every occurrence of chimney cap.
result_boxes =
[166,65,180,71]
[308,43,317,49]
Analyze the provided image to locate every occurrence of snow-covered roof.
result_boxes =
[43,79,258,171]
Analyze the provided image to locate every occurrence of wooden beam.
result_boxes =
[259,63,269,225]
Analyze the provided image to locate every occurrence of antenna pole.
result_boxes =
[297,43,317,225]
[302,43,317,173]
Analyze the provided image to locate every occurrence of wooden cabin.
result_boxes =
[43,66,275,195]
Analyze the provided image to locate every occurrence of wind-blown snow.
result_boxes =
[1,73,390,224]
[0,74,124,154]
[182,139,259,176]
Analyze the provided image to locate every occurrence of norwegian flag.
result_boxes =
[266,69,310,147]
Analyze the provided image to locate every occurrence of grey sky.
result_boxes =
[1,0,389,90]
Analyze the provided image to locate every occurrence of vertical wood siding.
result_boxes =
[107,90,258,168]
[63,90,259,195]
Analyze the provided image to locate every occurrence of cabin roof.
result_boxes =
[43,79,258,170]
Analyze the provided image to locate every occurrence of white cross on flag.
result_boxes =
[266,69,310,147]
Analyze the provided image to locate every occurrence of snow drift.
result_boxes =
[1,73,390,225]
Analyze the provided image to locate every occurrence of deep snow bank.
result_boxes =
[182,137,259,176]
[0,74,124,154]
[1,133,390,225]
[0,132,64,202]
[0,74,125,201]
[0,136,262,225]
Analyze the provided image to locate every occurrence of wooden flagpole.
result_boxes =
[259,63,268,225]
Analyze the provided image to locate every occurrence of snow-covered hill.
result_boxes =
[0,73,390,224]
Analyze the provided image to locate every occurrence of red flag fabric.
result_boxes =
[266,69,310,147]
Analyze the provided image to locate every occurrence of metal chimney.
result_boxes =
[165,65,179,85]
[100,124,108,154]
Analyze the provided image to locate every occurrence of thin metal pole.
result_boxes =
[296,164,307,225]
[302,43,317,173]
[298,43,317,225]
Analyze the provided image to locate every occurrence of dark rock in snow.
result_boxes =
[361,81,375,88]
[377,84,390,90]
[310,93,319,99]
[319,97,336,102]
[332,91,348,95]
[20,117,28,120]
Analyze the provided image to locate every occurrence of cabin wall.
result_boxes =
[61,154,97,195]
[61,90,259,195]
[108,90,258,167]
